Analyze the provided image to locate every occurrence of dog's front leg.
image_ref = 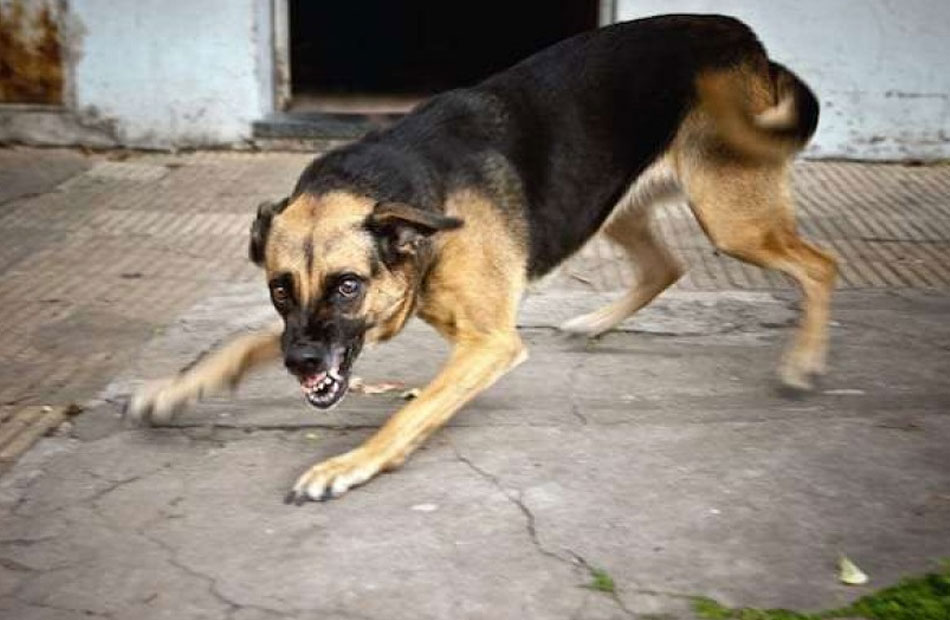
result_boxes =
[285,330,526,503]
[128,322,283,425]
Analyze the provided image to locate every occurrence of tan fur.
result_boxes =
[268,192,420,345]
[563,103,836,390]
[696,64,805,163]
[290,190,528,499]
[671,139,836,388]
[561,157,684,336]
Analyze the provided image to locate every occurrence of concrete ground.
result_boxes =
[0,146,948,619]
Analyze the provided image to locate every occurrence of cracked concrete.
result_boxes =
[451,443,640,619]
[3,286,949,619]
[1,149,950,619]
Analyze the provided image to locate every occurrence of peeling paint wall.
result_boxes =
[67,0,273,148]
[0,0,65,105]
[616,0,950,160]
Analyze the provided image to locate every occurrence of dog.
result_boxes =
[129,14,836,503]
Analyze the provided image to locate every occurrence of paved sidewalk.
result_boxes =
[0,147,949,619]
[0,148,948,409]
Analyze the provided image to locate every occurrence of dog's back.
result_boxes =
[476,14,780,274]
[297,14,818,276]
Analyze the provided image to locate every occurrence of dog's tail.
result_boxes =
[697,61,819,163]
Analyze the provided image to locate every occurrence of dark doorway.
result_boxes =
[289,0,599,109]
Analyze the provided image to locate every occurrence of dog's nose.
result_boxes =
[284,346,324,376]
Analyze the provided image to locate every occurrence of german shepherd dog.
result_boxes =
[130,15,836,503]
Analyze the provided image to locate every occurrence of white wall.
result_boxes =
[5,0,947,157]
[69,0,273,148]
[616,0,950,160]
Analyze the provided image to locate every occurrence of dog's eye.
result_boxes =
[337,277,362,298]
[271,285,290,307]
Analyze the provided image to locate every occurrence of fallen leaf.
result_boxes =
[838,555,869,585]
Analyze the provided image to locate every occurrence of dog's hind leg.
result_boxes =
[128,321,283,425]
[681,159,836,390]
[561,163,684,336]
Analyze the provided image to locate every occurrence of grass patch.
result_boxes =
[692,565,950,620]
[586,568,617,594]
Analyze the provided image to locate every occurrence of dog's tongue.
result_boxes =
[300,371,327,390]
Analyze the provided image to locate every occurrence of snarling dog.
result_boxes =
[129,14,836,503]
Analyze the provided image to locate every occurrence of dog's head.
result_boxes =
[250,192,462,409]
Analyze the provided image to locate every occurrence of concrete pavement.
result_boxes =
[0,147,949,619]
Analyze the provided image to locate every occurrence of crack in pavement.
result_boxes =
[0,535,59,548]
[6,461,173,519]
[85,469,159,504]
[564,550,636,618]
[143,535,385,620]
[449,442,702,618]
[0,556,36,572]
[568,356,590,426]
[68,472,282,620]
[449,443,564,564]
[126,497,378,620]
[138,524,291,620]
[167,422,383,432]
[449,442,635,619]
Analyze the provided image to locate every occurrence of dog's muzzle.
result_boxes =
[285,343,360,409]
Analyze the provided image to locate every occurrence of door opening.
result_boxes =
[287,0,600,114]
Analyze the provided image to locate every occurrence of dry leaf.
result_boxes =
[838,555,868,585]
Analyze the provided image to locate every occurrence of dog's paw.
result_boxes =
[779,364,813,392]
[126,378,197,425]
[778,346,827,392]
[284,449,381,505]
[559,312,611,337]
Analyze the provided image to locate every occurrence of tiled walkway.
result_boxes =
[0,147,948,430]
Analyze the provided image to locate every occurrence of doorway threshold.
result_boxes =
[252,110,399,140]
[253,93,425,142]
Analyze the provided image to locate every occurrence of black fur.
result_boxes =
[291,14,788,277]
[769,61,820,143]
[365,201,463,266]
[278,273,368,384]
[249,198,290,265]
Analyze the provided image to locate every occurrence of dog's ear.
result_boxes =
[249,198,289,266]
[366,202,464,259]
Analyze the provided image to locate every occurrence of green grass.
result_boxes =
[586,568,617,594]
[692,565,950,620]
